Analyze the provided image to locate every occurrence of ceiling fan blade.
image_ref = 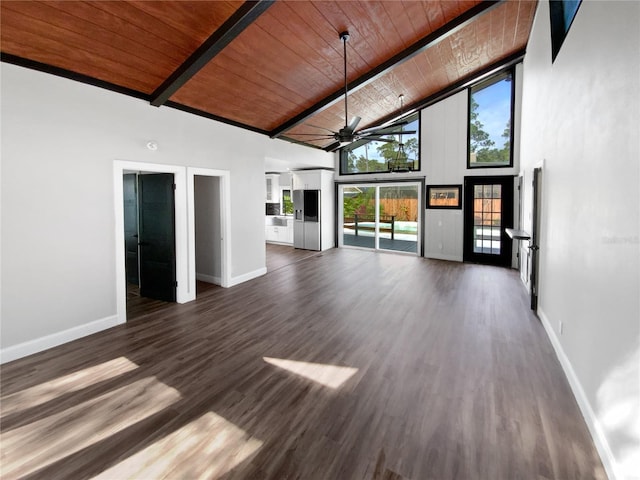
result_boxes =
[361,129,417,137]
[301,137,339,142]
[306,123,338,134]
[357,120,409,135]
[324,141,342,152]
[364,137,396,143]
[347,116,361,132]
[287,133,334,137]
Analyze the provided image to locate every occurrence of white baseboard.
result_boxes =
[196,273,221,285]
[0,314,123,365]
[424,252,463,262]
[538,307,619,480]
[228,267,267,287]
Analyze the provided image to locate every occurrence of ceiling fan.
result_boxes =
[291,31,416,152]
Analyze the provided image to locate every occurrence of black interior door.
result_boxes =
[530,167,542,310]
[463,176,514,267]
[123,174,139,285]
[138,173,176,302]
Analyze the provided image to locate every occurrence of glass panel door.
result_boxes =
[339,183,421,255]
[342,186,376,249]
[463,176,514,266]
[379,185,418,253]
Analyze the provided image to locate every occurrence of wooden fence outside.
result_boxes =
[379,198,419,221]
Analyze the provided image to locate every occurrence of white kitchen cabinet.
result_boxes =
[265,174,279,202]
[265,219,294,245]
[292,171,321,190]
[277,226,289,243]
[265,225,278,242]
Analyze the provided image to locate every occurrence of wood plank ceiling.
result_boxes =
[0,0,537,151]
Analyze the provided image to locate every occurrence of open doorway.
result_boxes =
[186,167,231,296]
[193,175,222,294]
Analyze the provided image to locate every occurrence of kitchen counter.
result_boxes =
[265,216,293,244]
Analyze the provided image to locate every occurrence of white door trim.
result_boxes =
[113,161,191,324]
[187,167,232,291]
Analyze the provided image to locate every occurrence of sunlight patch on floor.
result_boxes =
[1,376,180,478]
[1,356,139,416]
[91,411,263,479]
[263,357,358,389]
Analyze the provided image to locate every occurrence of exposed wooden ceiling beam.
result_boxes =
[150,0,275,107]
[269,0,502,138]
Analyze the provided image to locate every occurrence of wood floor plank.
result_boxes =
[1,247,606,479]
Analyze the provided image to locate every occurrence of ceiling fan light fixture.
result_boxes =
[299,30,415,152]
[387,94,415,173]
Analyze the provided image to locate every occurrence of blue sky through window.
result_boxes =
[473,77,511,148]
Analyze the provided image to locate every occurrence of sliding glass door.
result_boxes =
[339,182,421,254]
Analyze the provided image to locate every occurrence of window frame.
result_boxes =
[280,188,293,216]
[467,67,515,170]
[549,0,582,63]
[339,111,421,176]
[336,178,425,256]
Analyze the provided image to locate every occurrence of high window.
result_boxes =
[340,113,420,175]
[468,70,514,168]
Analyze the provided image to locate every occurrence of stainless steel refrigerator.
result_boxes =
[293,189,320,250]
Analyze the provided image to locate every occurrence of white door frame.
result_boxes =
[187,167,232,292]
[113,161,231,324]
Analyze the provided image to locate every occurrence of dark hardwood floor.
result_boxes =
[265,242,321,272]
[1,248,605,479]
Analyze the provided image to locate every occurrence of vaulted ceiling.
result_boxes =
[1,0,537,151]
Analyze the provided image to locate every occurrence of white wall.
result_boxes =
[519,2,640,479]
[0,63,331,357]
[194,176,221,283]
[422,91,467,261]
[422,64,522,262]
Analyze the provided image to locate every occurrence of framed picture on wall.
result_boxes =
[426,185,462,209]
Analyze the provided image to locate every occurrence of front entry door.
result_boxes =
[138,173,176,302]
[463,176,514,267]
